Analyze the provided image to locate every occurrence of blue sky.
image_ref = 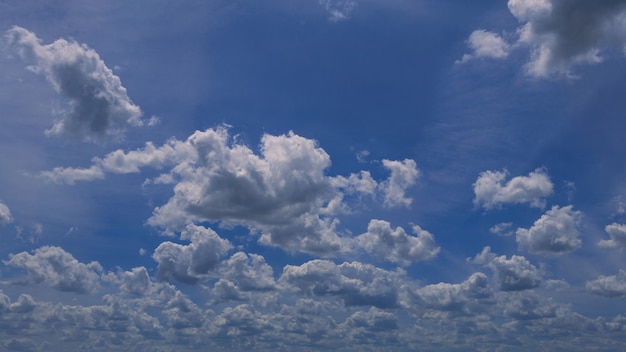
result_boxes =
[2,0,626,350]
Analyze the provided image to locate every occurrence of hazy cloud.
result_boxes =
[474,168,553,209]
[516,205,582,256]
[355,219,439,266]
[5,26,143,142]
[0,202,13,227]
[319,0,357,22]
[5,246,102,294]
[457,29,510,63]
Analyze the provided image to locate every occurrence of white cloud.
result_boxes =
[319,0,357,22]
[502,291,557,320]
[279,260,405,309]
[211,252,277,305]
[599,223,626,249]
[586,270,626,299]
[473,168,553,209]
[457,29,510,64]
[413,272,492,313]
[516,205,582,256]
[464,0,626,77]
[355,219,439,266]
[5,246,102,294]
[379,159,419,208]
[0,202,13,227]
[471,246,542,291]
[152,224,233,284]
[5,26,143,142]
[489,222,514,236]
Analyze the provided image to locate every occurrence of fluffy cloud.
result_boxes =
[473,168,553,209]
[586,270,626,299]
[598,223,626,249]
[211,252,277,304]
[457,29,510,63]
[471,246,542,291]
[279,260,405,309]
[413,272,492,313]
[0,202,13,227]
[355,219,439,266]
[5,26,143,142]
[5,246,102,294]
[43,127,416,256]
[463,1,626,77]
[152,225,233,284]
[516,205,582,256]
[379,159,419,208]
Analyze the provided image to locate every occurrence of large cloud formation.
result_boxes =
[5,26,143,142]
[460,0,626,77]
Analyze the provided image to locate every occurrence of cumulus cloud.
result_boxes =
[471,246,542,291]
[413,272,491,313]
[279,260,404,308]
[379,159,420,208]
[586,270,626,299]
[211,252,277,304]
[599,223,626,249]
[457,29,510,63]
[152,224,233,284]
[462,0,626,77]
[473,168,553,209]
[355,219,439,266]
[5,246,102,294]
[319,0,357,22]
[0,202,13,227]
[516,205,582,256]
[5,26,143,142]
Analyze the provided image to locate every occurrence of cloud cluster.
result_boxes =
[5,26,143,142]
[461,0,626,77]
[42,127,422,257]
[473,168,553,209]
[516,205,582,256]
[599,223,626,249]
[471,246,542,291]
[413,272,491,314]
[5,246,102,294]
[355,219,439,266]
[586,270,626,299]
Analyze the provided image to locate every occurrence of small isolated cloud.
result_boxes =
[379,159,420,208]
[318,0,357,22]
[5,26,143,142]
[457,29,510,64]
[516,205,582,256]
[599,223,626,249]
[279,260,404,309]
[0,202,13,227]
[471,246,542,291]
[489,222,514,236]
[587,270,626,299]
[355,219,439,266]
[473,168,553,209]
[152,224,233,284]
[5,246,102,294]
[462,0,626,77]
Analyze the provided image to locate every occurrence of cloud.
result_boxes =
[355,219,439,266]
[379,159,420,208]
[502,291,557,320]
[5,246,102,294]
[0,202,13,227]
[457,29,510,64]
[318,0,357,22]
[586,270,626,299]
[489,222,514,236]
[152,224,233,284]
[473,168,553,209]
[5,26,143,142]
[516,205,582,256]
[471,246,542,291]
[463,1,626,77]
[279,260,404,309]
[211,252,277,305]
[598,223,626,249]
[413,272,492,313]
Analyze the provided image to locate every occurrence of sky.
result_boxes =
[2,0,626,350]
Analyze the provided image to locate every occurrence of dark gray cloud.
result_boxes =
[5,26,143,142]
